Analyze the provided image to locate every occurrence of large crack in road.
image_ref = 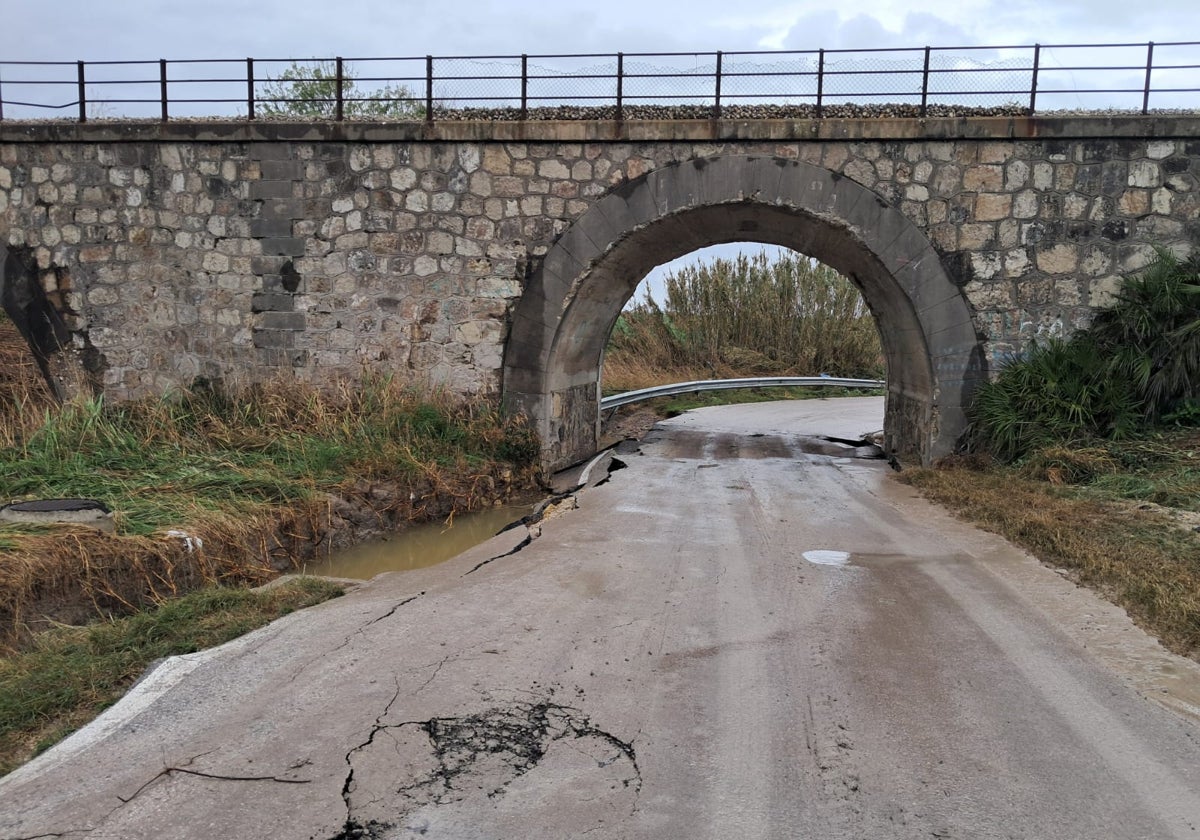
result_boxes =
[332,694,640,839]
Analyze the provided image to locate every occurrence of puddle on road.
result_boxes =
[803,550,852,567]
[306,504,534,580]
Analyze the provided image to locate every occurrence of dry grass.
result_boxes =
[0,507,320,650]
[0,315,57,448]
[903,450,1200,659]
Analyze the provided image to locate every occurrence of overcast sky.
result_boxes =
[7,0,1196,301]
[7,0,1197,61]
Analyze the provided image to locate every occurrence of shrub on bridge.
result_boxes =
[259,60,423,120]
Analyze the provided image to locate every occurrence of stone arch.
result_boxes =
[503,155,984,471]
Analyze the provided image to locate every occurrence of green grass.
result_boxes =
[0,370,539,775]
[0,577,344,775]
[0,378,539,537]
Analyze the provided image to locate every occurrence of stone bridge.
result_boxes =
[1,116,1198,469]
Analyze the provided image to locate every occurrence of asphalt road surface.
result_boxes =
[3,397,1200,839]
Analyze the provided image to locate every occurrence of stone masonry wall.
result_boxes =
[0,120,1197,401]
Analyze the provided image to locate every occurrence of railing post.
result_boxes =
[714,50,723,119]
[0,75,5,122]
[616,52,624,123]
[1142,41,1155,114]
[1029,44,1040,114]
[77,60,87,123]
[520,53,528,120]
[335,56,345,121]
[159,59,169,122]
[425,55,434,124]
[246,58,255,120]
[816,49,824,118]
[920,46,931,117]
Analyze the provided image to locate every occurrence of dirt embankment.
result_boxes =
[1,467,537,652]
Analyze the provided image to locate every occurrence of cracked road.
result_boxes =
[3,397,1200,839]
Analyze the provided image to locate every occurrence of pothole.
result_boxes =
[338,699,640,836]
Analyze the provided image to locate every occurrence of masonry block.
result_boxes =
[259,237,307,257]
[249,180,295,200]
[259,311,306,331]
[259,160,304,181]
[250,218,294,238]
[251,292,294,313]
[252,329,296,349]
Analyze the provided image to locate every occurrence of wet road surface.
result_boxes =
[3,397,1200,839]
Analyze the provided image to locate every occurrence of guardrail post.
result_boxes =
[77,60,87,123]
[335,56,345,121]
[246,58,255,119]
[616,52,624,122]
[1142,41,1155,114]
[920,46,931,117]
[816,49,824,118]
[1029,44,1040,114]
[0,76,5,122]
[520,53,528,120]
[714,50,723,119]
[425,55,434,123]
[159,59,169,122]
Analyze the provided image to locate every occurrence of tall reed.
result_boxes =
[604,250,883,391]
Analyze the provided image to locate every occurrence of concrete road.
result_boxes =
[4,397,1200,839]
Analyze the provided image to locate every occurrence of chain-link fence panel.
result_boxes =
[431,57,524,108]
[720,55,821,106]
[621,54,719,105]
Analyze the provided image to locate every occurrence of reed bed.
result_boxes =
[604,250,883,391]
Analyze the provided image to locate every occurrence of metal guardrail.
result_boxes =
[0,42,1196,123]
[600,377,885,411]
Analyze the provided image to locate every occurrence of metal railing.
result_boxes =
[0,42,1195,124]
[600,377,885,411]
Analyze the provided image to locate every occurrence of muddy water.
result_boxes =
[306,504,534,580]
